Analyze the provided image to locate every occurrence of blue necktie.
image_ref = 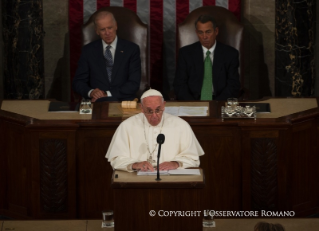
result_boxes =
[104,45,113,82]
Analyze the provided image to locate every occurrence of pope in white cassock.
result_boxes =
[105,89,205,172]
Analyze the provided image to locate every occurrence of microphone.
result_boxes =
[155,134,165,181]
[157,134,165,144]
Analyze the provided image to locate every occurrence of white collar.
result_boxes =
[102,36,118,49]
[202,41,216,55]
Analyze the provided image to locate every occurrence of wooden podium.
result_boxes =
[111,169,205,231]
[1,99,319,219]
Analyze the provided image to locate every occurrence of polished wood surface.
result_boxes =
[2,219,319,231]
[112,170,204,230]
[0,99,319,219]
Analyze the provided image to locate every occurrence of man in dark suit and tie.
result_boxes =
[173,15,240,101]
[72,11,141,102]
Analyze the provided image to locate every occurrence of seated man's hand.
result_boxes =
[132,161,155,172]
[158,161,179,171]
[90,88,107,102]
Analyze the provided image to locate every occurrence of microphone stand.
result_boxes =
[155,143,162,181]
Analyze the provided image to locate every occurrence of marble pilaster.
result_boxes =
[2,0,44,99]
[275,0,316,97]
[0,1,3,99]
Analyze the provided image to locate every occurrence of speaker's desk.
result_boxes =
[0,98,318,219]
[112,169,204,231]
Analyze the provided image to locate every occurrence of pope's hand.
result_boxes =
[132,161,155,172]
[158,161,179,171]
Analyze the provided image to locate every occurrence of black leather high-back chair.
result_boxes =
[177,6,247,99]
[82,7,149,98]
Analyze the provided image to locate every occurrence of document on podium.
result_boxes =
[137,169,200,176]
[165,106,208,116]
[179,107,208,116]
[168,169,200,175]
[137,170,169,176]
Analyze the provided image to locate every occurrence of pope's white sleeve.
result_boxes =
[171,123,204,168]
[109,156,140,172]
[105,122,140,172]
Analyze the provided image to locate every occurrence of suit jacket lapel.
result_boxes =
[112,38,125,82]
[94,40,109,83]
[193,42,204,83]
[213,42,223,88]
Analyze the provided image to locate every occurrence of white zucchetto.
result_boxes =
[140,89,163,100]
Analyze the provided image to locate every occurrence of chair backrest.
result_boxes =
[82,6,149,97]
[177,6,244,88]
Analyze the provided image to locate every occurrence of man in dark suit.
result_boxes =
[72,11,141,102]
[174,15,240,100]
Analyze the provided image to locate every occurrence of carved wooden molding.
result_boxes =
[40,139,68,213]
[251,138,277,211]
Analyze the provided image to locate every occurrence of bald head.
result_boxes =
[94,11,116,26]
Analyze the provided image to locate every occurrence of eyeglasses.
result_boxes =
[143,108,164,115]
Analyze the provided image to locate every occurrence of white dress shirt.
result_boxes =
[102,36,117,61]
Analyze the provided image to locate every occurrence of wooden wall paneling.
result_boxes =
[250,137,278,211]
[30,130,40,218]
[30,130,77,219]
[113,188,203,231]
[276,128,291,212]
[3,121,30,218]
[77,127,116,218]
[316,118,319,214]
[2,100,319,219]
[113,189,151,230]
[241,128,282,212]
[192,125,241,211]
[0,119,6,213]
[241,128,251,211]
[289,119,318,216]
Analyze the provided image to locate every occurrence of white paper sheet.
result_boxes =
[168,169,201,175]
[178,107,208,116]
[164,106,208,116]
[164,107,180,116]
[137,169,200,176]
[137,170,169,176]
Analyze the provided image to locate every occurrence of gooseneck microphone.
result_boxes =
[156,134,165,181]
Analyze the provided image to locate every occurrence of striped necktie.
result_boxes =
[200,50,213,100]
[104,45,113,82]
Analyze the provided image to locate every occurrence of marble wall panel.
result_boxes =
[0,3,3,99]
[242,0,276,99]
[243,23,251,93]
[315,1,319,96]
[241,0,250,22]
[2,0,45,99]
[275,0,315,97]
[43,1,70,101]
[247,0,275,25]
[244,22,275,99]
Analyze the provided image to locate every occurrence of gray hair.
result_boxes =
[94,11,117,26]
[195,15,217,29]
